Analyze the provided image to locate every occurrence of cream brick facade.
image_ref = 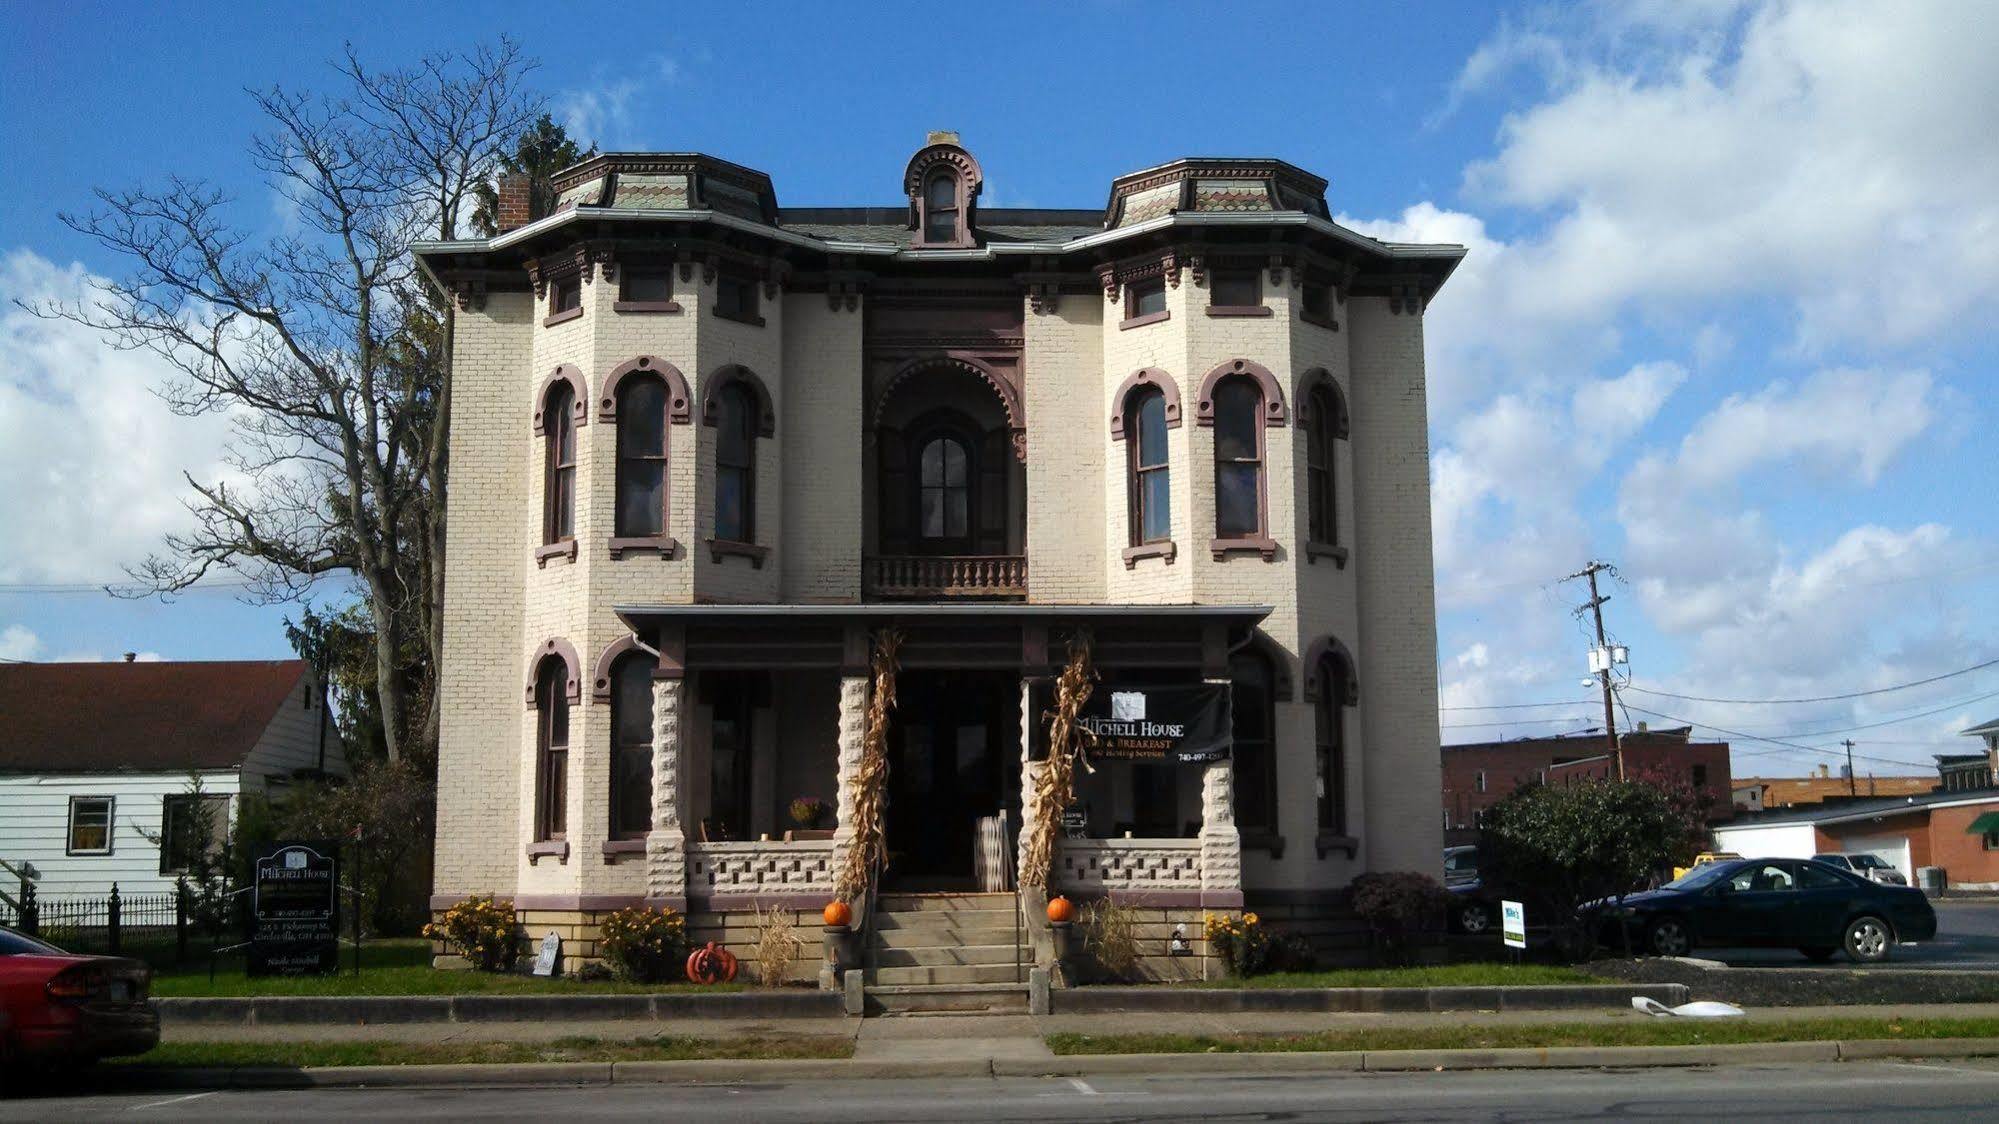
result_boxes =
[420,146,1462,962]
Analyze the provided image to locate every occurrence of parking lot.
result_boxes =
[1705,899,1999,969]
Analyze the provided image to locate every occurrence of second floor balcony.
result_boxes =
[864,553,1027,600]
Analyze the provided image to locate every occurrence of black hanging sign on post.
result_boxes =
[1031,683,1232,765]
[248,841,340,977]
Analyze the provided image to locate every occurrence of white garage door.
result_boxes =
[1839,833,1913,882]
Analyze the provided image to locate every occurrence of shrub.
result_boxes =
[1204,911,1273,977]
[598,906,688,983]
[751,904,802,988]
[1351,871,1450,966]
[422,895,519,971]
[1084,898,1141,981]
[1269,930,1318,973]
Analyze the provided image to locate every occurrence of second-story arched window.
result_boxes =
[615,374,668,538]
[533,656,570,842]
[714,382,756,543]
[1305,383,1344,547]
[1126,386,1172,546]
[924,172,960,244]
[543,381,577,545]
[1315,651,1350,837]
[918,433,972,546]
[1212,377,1265,539]
[608,653,653,841]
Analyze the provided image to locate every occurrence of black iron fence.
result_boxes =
[1,879,240,963]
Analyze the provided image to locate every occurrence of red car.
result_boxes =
[0,928,158,1069]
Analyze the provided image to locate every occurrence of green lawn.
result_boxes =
[113,1034,853,1069]
[149,939,750,997]
[1047,1016,1999,1056]
[1180,964,1594,989]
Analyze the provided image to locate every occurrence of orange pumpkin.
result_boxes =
[1046,896,1076,924]
[823,900,854,927]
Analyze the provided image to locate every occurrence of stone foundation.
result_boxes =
[429,903,823,983]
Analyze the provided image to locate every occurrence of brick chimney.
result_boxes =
[496,172,534,233]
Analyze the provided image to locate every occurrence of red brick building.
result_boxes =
[1441,728,1732,845]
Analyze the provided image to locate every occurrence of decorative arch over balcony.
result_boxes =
[1196,358,1288,429]
[1109,367,1183,438]
[1302,634,1359,704]
[872,354,1025,462]
[525,637,583,708]
[700,364,775,436]
[532,364,589,435]
[599,356,692,426]
[1296,368,1348,438]
[591,633,659,700]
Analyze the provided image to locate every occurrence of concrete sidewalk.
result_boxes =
[162,1001,1999,1049]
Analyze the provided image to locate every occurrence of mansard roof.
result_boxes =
[414,146,1463,304]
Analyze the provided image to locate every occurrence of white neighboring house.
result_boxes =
[0,659,349,897]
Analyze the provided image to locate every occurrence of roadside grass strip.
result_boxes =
[112,1034,854,1069]
[149,939,751,997]
[1179,964,1595,989]
[1046,1017,1999,1055]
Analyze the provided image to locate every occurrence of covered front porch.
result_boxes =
[612,604,1269,917]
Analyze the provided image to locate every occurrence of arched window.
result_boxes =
[615,374,668,538]
[1314,655,1348,836]
[1230,649,1277,836]
[533,657,570,842]
[543,381,577,545]
[1127,386,1171,546]
[1305,383,1346,548]
[1212,377,1265,539]
[608,654,653,840]
[923,172,959,244]
[714,383,756,543]
[918,433,972,545]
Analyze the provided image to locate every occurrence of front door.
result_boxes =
[883,671,1016,887]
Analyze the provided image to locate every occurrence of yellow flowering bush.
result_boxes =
[1203,910,1273,977]
[599,905,689,983]
[423,895,519,972]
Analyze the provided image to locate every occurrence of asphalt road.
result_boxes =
[11,1061,1999,1122]
[1706,899,1999,968]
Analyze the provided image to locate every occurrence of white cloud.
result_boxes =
[0,624,40,661]
[0,250,240,585]
[556,56,681,150]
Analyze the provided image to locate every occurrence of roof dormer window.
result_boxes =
[923,172,960,244]
[906,133,982,249]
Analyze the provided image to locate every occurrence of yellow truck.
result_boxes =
[1671,851,1743,881]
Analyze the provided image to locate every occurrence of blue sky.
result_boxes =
[2,1,1994,775]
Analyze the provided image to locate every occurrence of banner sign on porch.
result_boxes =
[248,841,340,977]
[1032,683,1232,765]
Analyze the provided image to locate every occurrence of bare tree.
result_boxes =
[42,41,539,762]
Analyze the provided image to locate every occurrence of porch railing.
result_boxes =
[864,554,1027,599]
[687,840,837,898]
[1055,838,1203,896]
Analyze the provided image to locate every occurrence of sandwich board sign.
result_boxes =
[1501,900,1527,950]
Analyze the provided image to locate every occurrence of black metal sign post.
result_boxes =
[248,841,340,977]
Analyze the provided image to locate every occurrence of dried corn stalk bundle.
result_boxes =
[1019,634,1096,891]
[835,628,903,900]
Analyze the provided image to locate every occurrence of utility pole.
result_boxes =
[1565,561,1624,780]
[1842,739,1857,797]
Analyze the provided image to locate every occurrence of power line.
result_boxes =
[1440,698,1596,712]
[1623,656,1999,706]
[1719,687,1999,740]
[1440,715,1595,730]
[1620,701,1943,771]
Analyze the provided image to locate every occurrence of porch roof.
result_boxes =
[611,602,1271,624]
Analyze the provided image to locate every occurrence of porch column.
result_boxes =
[646,673,688,909]
[827,672,869,891]
[1015,676,1046,880]
[1200,678,1244,909]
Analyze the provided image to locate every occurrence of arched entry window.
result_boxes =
[532,656,570,842]
[1230,649,1277,836]
[608,653,653,841]
[918,433,972,544]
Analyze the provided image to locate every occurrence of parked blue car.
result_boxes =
[1601,857,1936,963]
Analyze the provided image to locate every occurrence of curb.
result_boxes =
[1053,983,1691,1014]
[156,991,845,1026]
[100,1037,1999,1091]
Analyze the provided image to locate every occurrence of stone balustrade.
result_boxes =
[1055,838,1203,894]
[864,554,1027,599]
[687,840,837,898]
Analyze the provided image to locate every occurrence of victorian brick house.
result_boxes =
[417,135,1461,985]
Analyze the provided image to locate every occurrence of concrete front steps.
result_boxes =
[866,892,1029,1012]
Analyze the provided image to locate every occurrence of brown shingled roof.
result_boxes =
[0,660,306,774]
